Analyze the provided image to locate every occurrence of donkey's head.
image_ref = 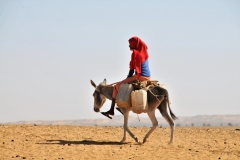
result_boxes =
[90,79,107,112]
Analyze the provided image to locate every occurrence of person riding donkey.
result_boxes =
[101,36,151,119]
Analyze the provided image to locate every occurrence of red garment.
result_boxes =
[112,75,150,98]
[129,37,149,76]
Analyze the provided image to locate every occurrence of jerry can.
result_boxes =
[116,84,134,108]
[131,89,148,114]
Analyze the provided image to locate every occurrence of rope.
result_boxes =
[147,88,161,102]
[137,114,140,121]
[107,82,117,86]
[101,82,117,91]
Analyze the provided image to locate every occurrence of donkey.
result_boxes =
[90,79,177,144]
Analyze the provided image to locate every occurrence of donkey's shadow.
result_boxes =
[38,139,129,145]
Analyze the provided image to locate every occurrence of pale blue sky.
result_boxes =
[0,0,240,123]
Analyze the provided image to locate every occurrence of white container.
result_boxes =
[116,84,134,108]
[131,89,148,114]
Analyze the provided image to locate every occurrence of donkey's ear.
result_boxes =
[90,80,97,88]
[103,78,107,85]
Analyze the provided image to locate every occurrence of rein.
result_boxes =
[95,82,117,100]
[106,82,117,86]
[100,82,117,91]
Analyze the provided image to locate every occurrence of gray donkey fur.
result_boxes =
[90,79,177,144]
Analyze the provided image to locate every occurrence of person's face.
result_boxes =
[129,44,133,51]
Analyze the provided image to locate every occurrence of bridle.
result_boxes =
[95,82,117,95]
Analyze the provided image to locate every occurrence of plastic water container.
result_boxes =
[131,89,148,114]
[116,84,134,108]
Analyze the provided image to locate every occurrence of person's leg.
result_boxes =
[102,81,121,116]
[102,76,137,118]
[137,75,151,81]
[112,76,137,99]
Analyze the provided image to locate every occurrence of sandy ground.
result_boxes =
[0,125,240,160]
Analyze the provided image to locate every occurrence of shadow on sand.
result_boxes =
[37,139,129,145]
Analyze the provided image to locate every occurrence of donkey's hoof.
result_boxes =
[134,136,139,143]
[168,141,173,145]
[143,138,147,144]
[120,138,126,143]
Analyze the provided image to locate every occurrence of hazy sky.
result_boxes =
[0,0,240,123]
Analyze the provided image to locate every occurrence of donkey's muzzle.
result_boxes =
[94,107,100,112]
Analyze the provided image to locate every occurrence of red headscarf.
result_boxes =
[129,36,149,76]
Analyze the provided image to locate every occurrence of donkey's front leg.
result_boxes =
[143,110,158,144]
[120,109,127,143]
[120,108,139,143]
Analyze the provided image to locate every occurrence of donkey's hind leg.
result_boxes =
[158,100,175,144]
[143,110,158,144]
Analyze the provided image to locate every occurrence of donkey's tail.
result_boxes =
[168,104,178,120]
[166,90,178,120]
[150,85,178,120]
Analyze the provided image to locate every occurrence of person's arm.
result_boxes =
[127,69,134,78]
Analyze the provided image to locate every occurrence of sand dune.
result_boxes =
[0,125,240,159]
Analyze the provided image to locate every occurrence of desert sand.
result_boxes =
[0,125,239,160]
